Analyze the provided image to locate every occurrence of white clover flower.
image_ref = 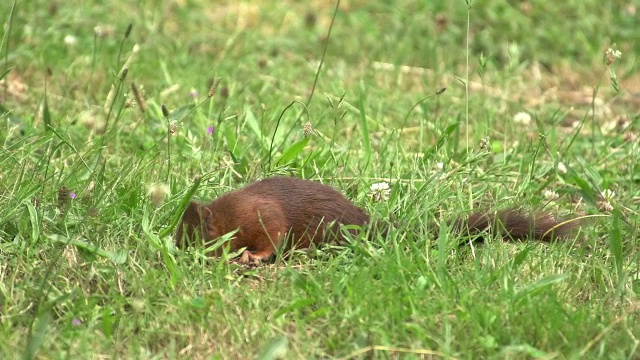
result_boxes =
[370,182,390,192]
[557,162,567,174]
[513,111,532,125]
[436,162,444,170]
[601,189,616,201]
[598,189,616,212]
[543,190,559,200]
[370,182,391,202]
[604,48,622,65]
[64,35,78,46]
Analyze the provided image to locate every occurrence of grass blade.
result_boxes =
[257,335,288,360]
[48,235,127,264]
[23,311,50,360]
[608,209,623,281]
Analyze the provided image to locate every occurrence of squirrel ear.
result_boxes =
[184,201,214,223]
[197,205,213,221]
[188,202,213,227]
[197,205,219,237]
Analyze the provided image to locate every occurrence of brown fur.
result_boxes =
[175,177,369,263]
[453,210,574,242]
[175,177,576,263]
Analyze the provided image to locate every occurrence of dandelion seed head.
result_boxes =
[148,183,170,206]
[513,111,532,125]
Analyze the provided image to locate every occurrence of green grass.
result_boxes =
[1,0,639,358]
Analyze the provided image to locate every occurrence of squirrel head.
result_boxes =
[174,201,221,248]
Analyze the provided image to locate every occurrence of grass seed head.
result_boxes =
[120,67,128,81]
[124,23,133,39]
[169,121,178,135]
[131,82,147,113]
[303,122,315,137]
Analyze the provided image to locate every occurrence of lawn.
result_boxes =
[1,0,639,359]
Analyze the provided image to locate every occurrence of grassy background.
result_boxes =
[1,0,639,358]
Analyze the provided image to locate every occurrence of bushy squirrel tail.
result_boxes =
[452,208,578,241]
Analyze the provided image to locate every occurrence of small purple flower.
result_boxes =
[71,318,82,326]
[189,88,199,98]
[70,192,77,199]
[206,126,215,136]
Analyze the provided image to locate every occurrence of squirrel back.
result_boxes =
[175,177,370,263]
[175,177,576,263]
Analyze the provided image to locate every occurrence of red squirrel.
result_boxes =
[175,176,576,263]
